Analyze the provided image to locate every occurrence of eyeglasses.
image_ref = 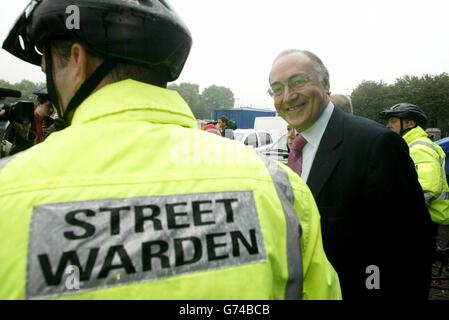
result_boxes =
[268,74,309,98]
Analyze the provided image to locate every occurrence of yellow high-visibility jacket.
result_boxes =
[0,79,340,300]
[404,126,449,224]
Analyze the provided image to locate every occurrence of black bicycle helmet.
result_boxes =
[3,0,191,81]
[33,88,51,104]
[2,0,192,123]
[379,103,427,128]
[33,88,48,97]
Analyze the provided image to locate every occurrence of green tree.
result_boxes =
[0,79,46,104]
[201,85,235,111]
[168,82,209,118]
[351,80,393,122]
[169,83,236,120]
[352,73,449,135]
[389,74,449,128]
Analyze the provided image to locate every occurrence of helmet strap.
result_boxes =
[399,118,412,136]
[44,43,63,120]
[399,119,413,136]
[64,59,116,124]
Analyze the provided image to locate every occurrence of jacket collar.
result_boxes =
[71,79,197,129]
[306,106,345,199]
[403,126,428,145]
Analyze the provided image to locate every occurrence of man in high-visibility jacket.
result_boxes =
[0,0,340,300]
[380,103,449,226]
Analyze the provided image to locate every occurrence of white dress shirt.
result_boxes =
[299,102,335,182]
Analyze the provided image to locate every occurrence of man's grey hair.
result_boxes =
[273,49,330,86]
[331,94,353,114]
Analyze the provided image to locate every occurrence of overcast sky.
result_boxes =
[1,0,448,110]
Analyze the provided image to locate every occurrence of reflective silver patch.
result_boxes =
[409,140,446,200]
[409,140,442,164]
[27,192,266,299]
[258,155,303,300]
[437,191,449,201]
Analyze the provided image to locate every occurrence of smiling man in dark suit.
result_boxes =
[268,49,433,300]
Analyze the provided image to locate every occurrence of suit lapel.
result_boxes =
[307,107,344,199]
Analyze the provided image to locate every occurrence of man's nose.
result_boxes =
[283,86,297,102]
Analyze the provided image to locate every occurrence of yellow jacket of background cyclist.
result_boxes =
[403,126,449,224]
[0,79,341,300]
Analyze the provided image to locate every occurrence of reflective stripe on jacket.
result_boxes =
[404,126,449,224]
[0,79,340,300]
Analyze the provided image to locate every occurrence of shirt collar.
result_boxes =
[300,101,334,148]
[71,79,197,128]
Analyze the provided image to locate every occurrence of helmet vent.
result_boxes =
[34,46,43,56]
[159,0,171,10]
[18,35,25,51]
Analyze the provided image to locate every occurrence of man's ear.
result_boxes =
[322,78,330,93]
[69,43,89,91]
[405,119,417,129]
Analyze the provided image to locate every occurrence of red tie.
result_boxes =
[288,134,307,176]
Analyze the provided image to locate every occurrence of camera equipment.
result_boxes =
[0,88,35,124]
[0,88,21,99]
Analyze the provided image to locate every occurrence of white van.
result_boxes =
[255,133,289,164]
[254,116,288,143]
[233,129,273,149]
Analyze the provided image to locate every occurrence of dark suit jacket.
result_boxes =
[307,106,433,300]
